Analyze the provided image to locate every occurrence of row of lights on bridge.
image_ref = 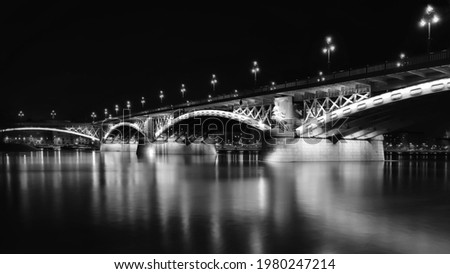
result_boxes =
[17,5,441,123]
[92,58,277,121]
[394,5,440,69]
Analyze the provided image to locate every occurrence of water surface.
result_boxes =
[1,151,450,253]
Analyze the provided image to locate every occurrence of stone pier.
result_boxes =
[136,141,216,155]
[260,136,384,162]
[100,143,138,152]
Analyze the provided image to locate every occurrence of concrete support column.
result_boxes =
[144,117,154,142]
[273,96,296,132]
[261,137,385,162]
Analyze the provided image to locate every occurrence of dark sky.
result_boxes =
[1,0,450,123]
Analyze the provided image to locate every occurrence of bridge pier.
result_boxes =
[100,143,138,152]
[272,96,296,132]
[260,136,384,162]
[136,141,216,156]
[135,136,384,162]
[144,117,155,142]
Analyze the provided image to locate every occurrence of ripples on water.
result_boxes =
[1,151,450,253]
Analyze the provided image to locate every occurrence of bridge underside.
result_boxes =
[297,78,450,140]
[259,92,450,162]
[319,92,450,140]
[103,123,144,144]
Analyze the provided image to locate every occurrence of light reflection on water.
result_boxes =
[1,151,450,253]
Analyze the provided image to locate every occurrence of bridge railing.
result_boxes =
[115,49,450,120]
[241,50,450,95]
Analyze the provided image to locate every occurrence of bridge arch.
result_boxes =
[0,127,100,141]
[296,77,450,139]
[154,109,271,138]
[103,122,145,141]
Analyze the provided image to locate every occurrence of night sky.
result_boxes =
[1,1,450,123]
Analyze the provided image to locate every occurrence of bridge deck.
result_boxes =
[102,50,450,121]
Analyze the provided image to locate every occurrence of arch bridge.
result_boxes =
[2,51,450,157]
[0,125,101,142]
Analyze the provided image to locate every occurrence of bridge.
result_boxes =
[2,50,450,160]
[0,122,101,150]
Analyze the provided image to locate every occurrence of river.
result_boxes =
[1,151,450,253]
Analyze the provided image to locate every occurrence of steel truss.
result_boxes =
[303,91,371,123]
[232,105,274,126]
[153,115,173,134]
[65,126,102,139]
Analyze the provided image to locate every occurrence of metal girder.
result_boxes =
[297,77,450,139]
[103,121,146,141]
[303,91,371,123]
[153,115,173,134]
[154,109,272,138]
[1,127,100,141]
[65,126,102,139]
[232,104,274,126]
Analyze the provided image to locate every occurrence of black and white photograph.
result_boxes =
[1,1,450,272]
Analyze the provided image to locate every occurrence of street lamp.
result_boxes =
[251,61,260,85]
[396,53,407,67]
[211,74,218,91]
[317,71,325,82]
[208,94,212,102]
[234,89,239,97]
[419,5,440,53]
[159,90,164,103]
[181,84,186,98]
[322,36,336,71]
[50,110,56,120]
[18,111,24,120]
[141,97,145,108]
[91,112,97,123]
[115,104,119,115]
[269,81,276,90]
[104,108,108,119]
[125,101,131,115]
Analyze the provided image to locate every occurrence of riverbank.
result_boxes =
[385,150,449,160]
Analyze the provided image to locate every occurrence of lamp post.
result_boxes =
[396,53,407,67]
[104,108,108,119]
[251,61,260,85]
[419,5,440,53]
[211,74,218,92]
[51,110,56,120]
[317,71,325,82]
[125,101,131,116]
[181,84,186,98]
[115,104,119,115]
[270,81,276,91]
[91,112,97,123]
[322,36,336,71]
[159,90,164,103]
[141,97,145,108]
[208,94,212,102]
[18,111,24,121]
[234,89,238,97]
